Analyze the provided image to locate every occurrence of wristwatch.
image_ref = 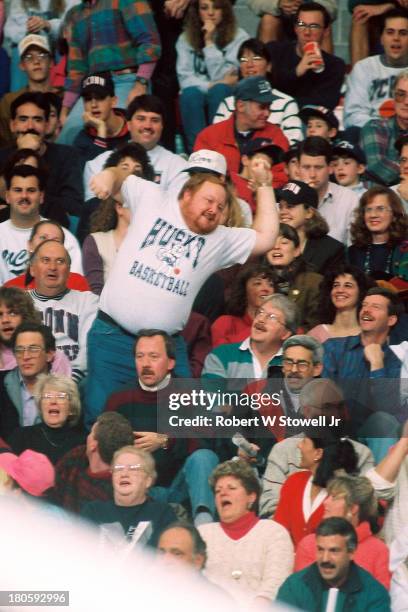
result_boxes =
[135,76,149,87]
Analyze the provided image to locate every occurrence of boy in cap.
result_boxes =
[283,144,301,181]
[73,73,129,165]
[299,104,338,142]
[331,140,367,196]
[194,75,289,187]
[231,137,283,213]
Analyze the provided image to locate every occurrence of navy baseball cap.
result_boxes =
[241,138,283,164]
[299,105,339,130]
[235,76,273,104]
[332,140,366,164]
[81,73,115,97]
[277,180,318,209]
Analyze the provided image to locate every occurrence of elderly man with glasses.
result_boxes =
[202,294,297,380]
[361,69,408,186]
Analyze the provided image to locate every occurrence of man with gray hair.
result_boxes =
[202,294,296,379]
[259,378,374,517]
[360,69,408,185]
[279,334,324,419]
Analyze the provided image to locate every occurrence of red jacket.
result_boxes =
[194,115,289,188]
[274,470,325,546]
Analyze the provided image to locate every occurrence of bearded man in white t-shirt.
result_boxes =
[84,153,280,428]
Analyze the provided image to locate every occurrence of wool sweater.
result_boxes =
[198,520,293,604]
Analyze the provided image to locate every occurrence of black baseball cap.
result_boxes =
[241,138,283,164]
[277,180,318,208]
[299,105,339,130]
[332,140,366,164]
[81,73,115,98]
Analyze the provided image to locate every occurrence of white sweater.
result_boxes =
[198,520,293,605]
[29,288,98,382]
[344,55,407,129]
[176,28,249,93]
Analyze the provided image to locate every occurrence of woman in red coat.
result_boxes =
[274,435,358,546]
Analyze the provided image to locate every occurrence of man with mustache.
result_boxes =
[277,517,390,610]
[323,287,404,462]
[0,166,82,284]
[104,329,219,527]
[0,91,83,227]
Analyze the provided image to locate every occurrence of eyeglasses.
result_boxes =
[239,55,265,63]
[254,308,284,324]
[364,206,392,214]
[111,464,145,473]
[394,89,408,102]
[0,311,20,319]
[296,21,323,31]
[22,52,50,63]
[14,345,44,355]
[41,392,69,402]
[282,358,312,372]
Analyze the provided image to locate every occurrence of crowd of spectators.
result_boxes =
[0,0,408,608]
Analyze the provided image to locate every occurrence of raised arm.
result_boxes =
[89,166,133,203]
[250,158,279,257]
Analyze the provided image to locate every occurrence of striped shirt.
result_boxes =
[213,91,303,145]
[202,337,283,379]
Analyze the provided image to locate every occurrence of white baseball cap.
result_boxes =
[19,34,51,58]
[183,150,227,177]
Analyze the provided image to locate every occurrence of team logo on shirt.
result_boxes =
[127,217,208,296]
[140,217,206,269]
[2,248,29,277]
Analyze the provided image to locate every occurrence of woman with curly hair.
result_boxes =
[211,262,277,347]
[176,0,249,152]
[348,185,408,282]
[307,264,373,344]
[198,459,293,605]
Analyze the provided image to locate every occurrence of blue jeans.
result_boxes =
[179,83,234,153]
[358,411,400,463]
[84,317,191,429]
[150,449,218,516]
[57,73,138,145]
